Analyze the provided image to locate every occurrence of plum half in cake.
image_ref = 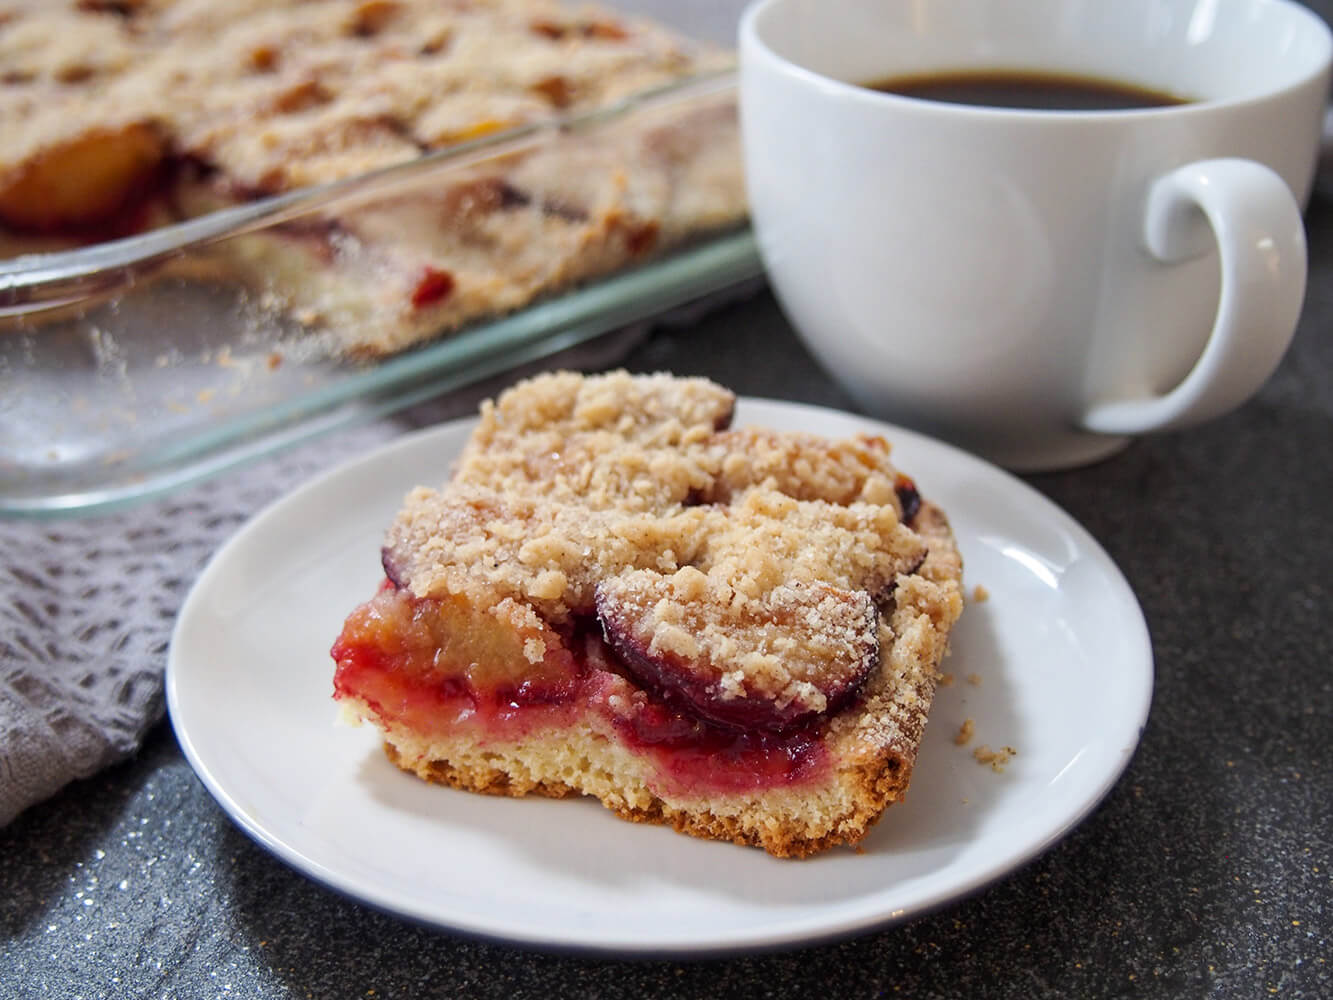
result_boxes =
[330,372,964,857]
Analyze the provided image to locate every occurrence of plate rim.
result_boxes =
[166,395,1154,955]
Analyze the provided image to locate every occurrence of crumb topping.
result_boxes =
[596,571,878,720]
[452,370,735,512]
[707,428,905,507]
[383,370,962,728]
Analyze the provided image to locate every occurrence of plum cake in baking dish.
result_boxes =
[0,0,744,357]
[330,372,964,857]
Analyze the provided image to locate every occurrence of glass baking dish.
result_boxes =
[0,62,759,518]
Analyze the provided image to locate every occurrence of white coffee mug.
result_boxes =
[740,0,1332,469]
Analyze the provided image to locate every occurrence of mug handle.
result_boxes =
[1081,158,1306,435]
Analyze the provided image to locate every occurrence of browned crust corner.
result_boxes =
[381,736,918,859]
[608,751,914,860]
[384,741,580,800]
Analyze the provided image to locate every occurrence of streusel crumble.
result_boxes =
[331,371,964,856]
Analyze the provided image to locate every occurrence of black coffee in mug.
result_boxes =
[863,69,1192,111]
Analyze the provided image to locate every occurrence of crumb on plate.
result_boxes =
[973,745,1017,773]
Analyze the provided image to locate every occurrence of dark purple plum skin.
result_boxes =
[594,585,878,733]
[381,547,407,589]
[894,475,922,525]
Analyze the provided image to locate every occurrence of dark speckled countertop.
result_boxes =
[5,14,1333,1000]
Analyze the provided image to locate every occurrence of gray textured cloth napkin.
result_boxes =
[0,325,669,827]
[0,462,312,828]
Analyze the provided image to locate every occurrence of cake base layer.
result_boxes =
[345,698,912,858]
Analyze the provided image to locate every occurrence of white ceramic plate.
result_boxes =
[167,398,1153,955]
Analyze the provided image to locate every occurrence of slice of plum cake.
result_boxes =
[330,371,964,857]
